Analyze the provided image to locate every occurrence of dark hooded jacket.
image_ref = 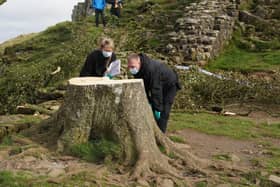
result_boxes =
[133,53,179,112]
[80,50,116,77]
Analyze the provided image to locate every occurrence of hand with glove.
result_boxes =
[106,74,113,79]
[153,110,161,121]
[149,103,161,120]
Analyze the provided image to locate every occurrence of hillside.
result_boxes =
[207,0,280,72]
[0,0,280,186]
[0,0,6,5]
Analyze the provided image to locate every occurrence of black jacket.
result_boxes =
[80,50,117,77]
[134,54,179,112]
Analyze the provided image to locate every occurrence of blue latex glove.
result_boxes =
[154,110,161,121]
[106,74,113,79]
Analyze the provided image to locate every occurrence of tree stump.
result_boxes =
[35,77,209,183]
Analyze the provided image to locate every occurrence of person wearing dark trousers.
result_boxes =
[110,0,123,18]
[93,0,106,27]
[80,38,116,78]
[127,53,181,133]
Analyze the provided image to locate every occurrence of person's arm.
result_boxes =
[93,0,97,9]
[80,54,93,77]
[149,67,163,112]
[110,53,117,62]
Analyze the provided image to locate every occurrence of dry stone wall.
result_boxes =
[72,0,93,21]
[168,0,240,65]
[239,0,280,40]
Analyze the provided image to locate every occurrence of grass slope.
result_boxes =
[207,2,280,73]
[0,21,103,113]
[207,34,280,73]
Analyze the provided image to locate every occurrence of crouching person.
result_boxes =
[127,53,181,133]
[80,38,116,78]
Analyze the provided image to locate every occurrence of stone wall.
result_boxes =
[168,0,240,65]
[72,0,93,21]
[239,0,280,40]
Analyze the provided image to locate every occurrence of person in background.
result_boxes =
[127,53,181,133]
[93,0,106,27]
[80,38,116,78]
[110,0,123,18]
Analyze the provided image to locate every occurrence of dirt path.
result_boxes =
[173,129,262,169]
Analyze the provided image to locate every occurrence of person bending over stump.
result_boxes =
[127,53,181,133]
[80,37,117,79]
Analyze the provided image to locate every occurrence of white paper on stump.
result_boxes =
[106,59,121,77]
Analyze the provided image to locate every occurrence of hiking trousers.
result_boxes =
[156,84,178,133]
[95,9,106,27]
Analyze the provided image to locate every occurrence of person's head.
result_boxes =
[100,37,114,58]
[127,53,141,75]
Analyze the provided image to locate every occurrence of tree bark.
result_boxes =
[33,77,210,184]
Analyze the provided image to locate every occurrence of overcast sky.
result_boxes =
[0,0,84,43]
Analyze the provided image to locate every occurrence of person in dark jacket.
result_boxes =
[110,0,123,18]
[127,53,181,133]
[93,0,106,27]
[80,38,116,77]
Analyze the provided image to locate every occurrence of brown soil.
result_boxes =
[173,129,261,168]
[0,135,130,186]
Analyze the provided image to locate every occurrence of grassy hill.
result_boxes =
[0,21,103,113]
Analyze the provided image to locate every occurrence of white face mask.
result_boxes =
[102,51,112,58]
[129,68,139,75]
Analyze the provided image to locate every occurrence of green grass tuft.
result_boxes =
[70,139,121,163]
[264,147,280,172]
[169,135,186,143]
[195,181,208,187]
[213,153,232,161]
[1,136,13,146]
[0,171,32,187]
